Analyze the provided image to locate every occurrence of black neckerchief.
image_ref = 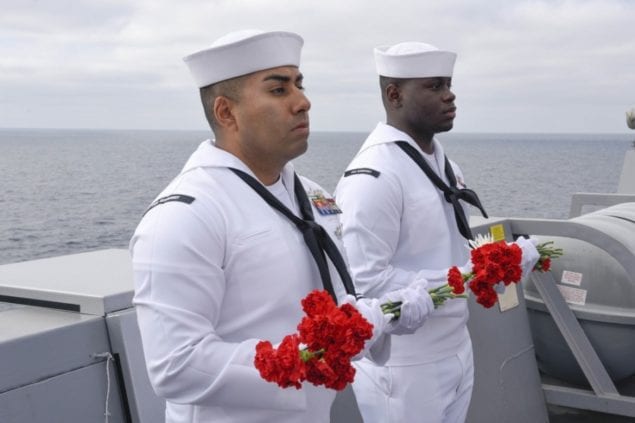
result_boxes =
[229,168,358,303]
[395,141,488,240]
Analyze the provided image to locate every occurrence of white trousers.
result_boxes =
[352,337,474,423]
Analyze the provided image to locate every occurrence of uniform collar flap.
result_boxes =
[181,139,297,190]
[360,122,445,160]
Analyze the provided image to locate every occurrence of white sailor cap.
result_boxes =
[374,41,457,78]
[183,29,304,88]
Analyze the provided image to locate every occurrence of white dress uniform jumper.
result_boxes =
[335,122,484,422]
[131,141,352,423]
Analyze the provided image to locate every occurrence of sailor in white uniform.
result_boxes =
[130,30,432,423]
[335,42,540,422]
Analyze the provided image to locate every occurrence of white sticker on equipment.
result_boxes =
[561,270,583,286]
[557,285,587,306]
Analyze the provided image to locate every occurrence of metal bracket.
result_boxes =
[530,271,635,417]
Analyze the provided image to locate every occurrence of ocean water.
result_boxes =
[1,128,633,265]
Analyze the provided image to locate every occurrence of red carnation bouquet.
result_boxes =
[254,290,373,391]
[435,235,563,308]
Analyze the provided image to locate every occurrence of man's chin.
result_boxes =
[438,120,454,133]
[288,138,309,161]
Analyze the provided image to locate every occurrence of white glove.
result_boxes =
[379,279,434,335]
[515,236,540,278]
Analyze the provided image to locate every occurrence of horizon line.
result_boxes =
[1,127,633,136]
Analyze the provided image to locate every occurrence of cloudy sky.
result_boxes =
[1,0,634,133]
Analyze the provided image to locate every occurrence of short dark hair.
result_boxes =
[200,75,248,131]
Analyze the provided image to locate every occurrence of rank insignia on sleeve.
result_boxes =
[308,191,342,215]
[343,168,380,178]
[143,194,195,216]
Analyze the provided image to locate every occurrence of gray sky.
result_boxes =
[1,0,634,133]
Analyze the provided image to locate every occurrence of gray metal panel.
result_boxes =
[568,193,635,218]
[466,220,550,423]
[570,204,635,261]
[526,305,635,383]
[0,249,133,316]
[106,308,165,423]
[0,305,110,393]
[512,211,635,418]
[516,208,635,383]
[543,385,635,418]
[0,362,125,423]
[530,272,618,396]
[524,233,635,324]
[330,385,363,422]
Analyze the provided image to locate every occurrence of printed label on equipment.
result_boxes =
[561,270,583,286]
[557,285,587,306]
[497,284,519,312]
[489,224,506,242]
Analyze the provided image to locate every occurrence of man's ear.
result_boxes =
[386,83,402,109]
[214,96,238,131]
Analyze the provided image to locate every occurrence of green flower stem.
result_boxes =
[429,285,454,295]
[299,348,324,362]
[537,241,563,258]
[429,291,467,308]
[381,301,402,319]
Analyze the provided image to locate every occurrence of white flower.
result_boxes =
[467,233,494,250]
[627,108,635,130]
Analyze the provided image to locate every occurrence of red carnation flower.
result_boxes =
[254,334,306,389]
[256,289,373,392]
[305,358,336,387]
[447,266,466,294]
[541,258,551,272]
[301,290,337,317]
